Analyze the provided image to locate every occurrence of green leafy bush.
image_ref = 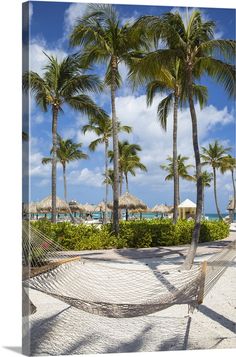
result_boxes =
[31,219,229,250]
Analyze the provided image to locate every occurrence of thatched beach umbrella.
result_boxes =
[82,203,96,212]
[37,195,70,214]
[108,192,147,220]
[129,207,149,220]
[69,200,85,217]
[152,204,171,213]
[94,201,111,212]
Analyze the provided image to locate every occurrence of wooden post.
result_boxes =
[197,261,207,304]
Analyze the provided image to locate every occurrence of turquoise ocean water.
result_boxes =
[31,212,234,221]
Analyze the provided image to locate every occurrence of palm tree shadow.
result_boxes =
[198,305,236,333]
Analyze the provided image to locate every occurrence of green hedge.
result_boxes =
[31,219,229,251]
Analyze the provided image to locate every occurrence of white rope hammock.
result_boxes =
[22,221,236,318]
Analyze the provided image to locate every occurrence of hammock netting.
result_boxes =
[22,221,236,318]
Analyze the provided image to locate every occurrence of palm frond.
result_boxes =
[157,93,173,131]
[197,57,236,98]
[65,95,109,120]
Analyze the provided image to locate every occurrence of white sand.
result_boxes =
[23,235,236,355]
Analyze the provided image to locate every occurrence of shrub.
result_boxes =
[30,218,229,250]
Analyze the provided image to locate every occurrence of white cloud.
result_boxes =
[115,94,234,188]
[120,10,140,26]
[62,128,77,139]
[29,38,68,75]
[33,114,44,124]
[64,3,88,34]
[67,167,103,187]
[77,130,103,151]
[29,152,50,177]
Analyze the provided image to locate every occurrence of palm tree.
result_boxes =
[103,168,115,190]
[160,155,194,204]
[130,58,207,224]
[220,155,236,221]
[82,118,132,223]
[23,53,107,222]
[42,135,88,203]
[201,141,231,219]
[109,140,147,194]
[70,4,147,234]
[136,10,235,268]
[193,171,213,217]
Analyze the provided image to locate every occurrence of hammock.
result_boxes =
[22,221,236,318]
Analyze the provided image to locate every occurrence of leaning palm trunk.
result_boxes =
[173,92,179,224]
[62,164,67,203]
[104,140,109,224]
[125,173,129,192]
[120,173,123,196]
[62,163,76,223]
[232,169,236,222]
[111,56,120,235]
[213,167,222,220]
[181,72,203,270]
[202,187,205,218]
[51,107,58,223]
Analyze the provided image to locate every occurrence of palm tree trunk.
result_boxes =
[120,173,123,196]
[213,167,222,219]
[173,93,179,224]
[111,56,119,235]
[104,140,109,224]
[231,170,236,222]
[202,187,205,217]
[177,175,180,205]
[181,69,203,270]
[51,106,58,223]
[63,164,67,203]
[62,163,76,223]
[125,172,129,192]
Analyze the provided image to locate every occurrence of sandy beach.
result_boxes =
[23,233,236,355]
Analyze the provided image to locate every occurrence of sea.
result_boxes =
[29,212,234,221]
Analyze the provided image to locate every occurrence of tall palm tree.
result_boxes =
[42,135,88,203]
[130,58,207,224]
[193,171,213,217]
[160,155,194,204]
[70,4,148,234]
[109,140,147,194]
[82,118,132,223]
[23,53,107,222]
[201,141,231,219]
[220,155,236,221]
[136,10,235,267]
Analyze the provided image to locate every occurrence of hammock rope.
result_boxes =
[22,221,236,318]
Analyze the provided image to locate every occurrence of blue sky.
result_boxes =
[25,1,235,213]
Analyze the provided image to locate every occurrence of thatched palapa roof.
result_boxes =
[69,200,85,212]
[152,204,172,213]
[37,195,70,213]
[94,201,111,212]
[82,203,96,212]
[108,192,147,210]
